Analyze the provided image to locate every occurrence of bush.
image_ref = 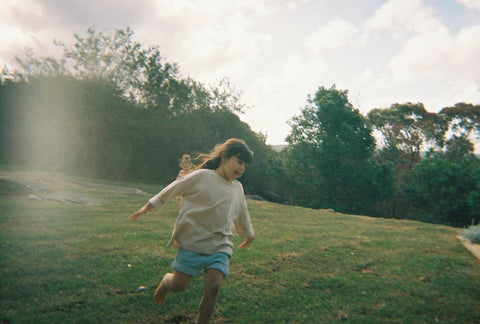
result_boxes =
[405,154,479,227]
[463,224,480,244]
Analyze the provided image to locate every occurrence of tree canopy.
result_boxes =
[12,27,247,116]
[282,86,393,215]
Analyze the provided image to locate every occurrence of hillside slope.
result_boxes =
[1,171,479,323]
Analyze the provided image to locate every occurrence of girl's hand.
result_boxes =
[129,202,153,222]
[129,211,141,222]
[239,238,254,248]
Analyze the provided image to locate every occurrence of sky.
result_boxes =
[2,0,480,145]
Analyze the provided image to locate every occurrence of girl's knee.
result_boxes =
[165,272,191,292]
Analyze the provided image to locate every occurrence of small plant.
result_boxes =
[463,224,480,244]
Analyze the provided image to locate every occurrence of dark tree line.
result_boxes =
[0,28,275,195]
[1,27,479,227]
[0,76,274,193]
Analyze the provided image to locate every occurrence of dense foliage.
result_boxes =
[268,87,480,226]
[0,76,274,193]
[368,102,480,226]
[0,28,275,194]
[405,152,479,226]
[278,86,394,216]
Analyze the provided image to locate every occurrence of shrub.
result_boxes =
[463,224,480,244]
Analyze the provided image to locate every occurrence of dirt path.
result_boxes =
[457,236,480,261]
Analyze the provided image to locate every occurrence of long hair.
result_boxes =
[197,138,254,170]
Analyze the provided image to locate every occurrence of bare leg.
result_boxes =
[197,269,224,324]
[154,270,192,306]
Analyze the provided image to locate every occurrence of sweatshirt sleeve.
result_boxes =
[149,169,202,210]
[233,187,255,240]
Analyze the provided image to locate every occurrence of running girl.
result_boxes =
[129,138,255,323]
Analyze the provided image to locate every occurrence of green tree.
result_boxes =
[368,102,447,170]
[285,85,393,215]
[406,152,480,226]
[439,102,480,152]
[12,27,246,118]
[367,103,448,218]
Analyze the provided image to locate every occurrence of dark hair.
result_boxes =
[197,138,254,170]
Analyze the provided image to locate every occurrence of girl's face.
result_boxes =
[220,155,246,180]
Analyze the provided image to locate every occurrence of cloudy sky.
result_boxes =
[2,0,480,145]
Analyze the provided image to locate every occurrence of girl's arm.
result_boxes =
[234,193,255,247]
[129,202,154,222]
[129,170,201,223]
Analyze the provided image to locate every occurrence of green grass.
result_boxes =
[1,172,480,323]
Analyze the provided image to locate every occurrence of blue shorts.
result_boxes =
[172,248,230,277]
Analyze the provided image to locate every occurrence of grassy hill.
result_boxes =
[1,171,479,323]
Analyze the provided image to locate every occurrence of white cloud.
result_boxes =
[304,18,359,52]
[345,0,480,117]
[389,28,451,81]
[286,1,300,11]
[286,0,313,11]
[1,0,45,26]
[253,54,327,93]
[0,0,43,65]
[457,0,480,11]
[363,0,480,84]
[452,25,480,75]
[0,24,28,64]
[388,24,480,83]
[242,53,328,142]
[365,0,446,39]
[138,0,277,83]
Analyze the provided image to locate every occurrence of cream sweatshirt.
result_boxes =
[149,169,255,255]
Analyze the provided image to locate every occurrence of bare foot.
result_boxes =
[153,279,168,306]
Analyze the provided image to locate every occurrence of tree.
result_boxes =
[284,85,394,215]
[439,102,480,152]
[11,27,246,118]
[445,135,475,162]
[406,152,480,226]
[367,103,449,218]
[368,102,447,170]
